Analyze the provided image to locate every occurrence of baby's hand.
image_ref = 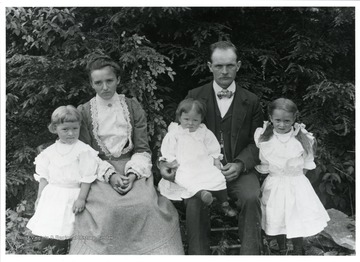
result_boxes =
[214,158,222,170]
[73,199,86,214]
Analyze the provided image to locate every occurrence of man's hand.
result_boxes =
[221,162,244,182]
[158,160,177,182]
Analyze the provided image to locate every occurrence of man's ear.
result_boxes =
[236,61,241,72]
[207,62,213,72]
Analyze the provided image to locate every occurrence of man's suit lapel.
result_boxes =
[230,84,248,158]
[203,84,217,133]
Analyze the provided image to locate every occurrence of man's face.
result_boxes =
[208,48,241,89]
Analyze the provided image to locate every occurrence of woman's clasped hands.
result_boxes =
[109,172,137,195]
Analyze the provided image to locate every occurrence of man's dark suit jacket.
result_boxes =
[187,82,264,171]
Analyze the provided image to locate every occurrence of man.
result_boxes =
[160,41,264,255]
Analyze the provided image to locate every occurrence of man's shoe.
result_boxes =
[221,202,238,217]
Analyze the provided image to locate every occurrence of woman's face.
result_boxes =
[179,108,202,133]
[90,66,120,100]
[270,109,295,134]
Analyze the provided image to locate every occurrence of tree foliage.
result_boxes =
[6,7,355,216]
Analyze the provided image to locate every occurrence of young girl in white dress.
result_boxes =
[158,98,237,217]
[27,105,116,254]
[254,98,330,255]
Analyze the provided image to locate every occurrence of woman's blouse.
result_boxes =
[77,93,152,180]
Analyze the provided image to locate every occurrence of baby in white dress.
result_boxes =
[254,98,330,255]
[26,105,116,253]
[158,98,237,217]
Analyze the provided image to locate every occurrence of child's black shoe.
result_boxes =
[200,190,213,206]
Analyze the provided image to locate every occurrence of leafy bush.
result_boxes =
[6,201,40,254]
[6,7,175,208]
[302,81,355,215]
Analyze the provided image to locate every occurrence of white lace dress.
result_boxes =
[26,140,114,240]
[158,122,226,200]
[254,122,330,238]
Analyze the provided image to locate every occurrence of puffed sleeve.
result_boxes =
[159,122,178,163]
[254,121,270,174]
[254,121,269,148]
[79,145,116,182]
[33,151,50,182]
[294,123,316,170]
[303,151,316,170]
[78,150,98,183]
[303,134,316,170]
[124,98,152,178]
[203,125,223,159]
[125,152,152,178]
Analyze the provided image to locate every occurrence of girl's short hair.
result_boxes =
[48,105,82,134]
[86,54,121,80]
[175,98,207,123]
[259,98,314,155]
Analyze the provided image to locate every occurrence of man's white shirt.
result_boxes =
[213,81,236,118]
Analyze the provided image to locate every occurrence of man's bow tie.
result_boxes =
[217,89,234,99]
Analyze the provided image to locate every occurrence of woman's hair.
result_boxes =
[48,105,82,134]
[259,98,314,155]
[175,98,207,123]
[86,54,121,80]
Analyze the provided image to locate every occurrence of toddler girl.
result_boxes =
[254,98,330,255]
[158,98,237,217]
[27,105,116,254]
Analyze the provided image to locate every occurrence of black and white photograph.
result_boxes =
[1,0,357,259]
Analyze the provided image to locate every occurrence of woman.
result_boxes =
[69,55,184,254]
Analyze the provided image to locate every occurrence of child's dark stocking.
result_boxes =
[275,234,287,255]
[291,237,304,255]
[40,237,69,254]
